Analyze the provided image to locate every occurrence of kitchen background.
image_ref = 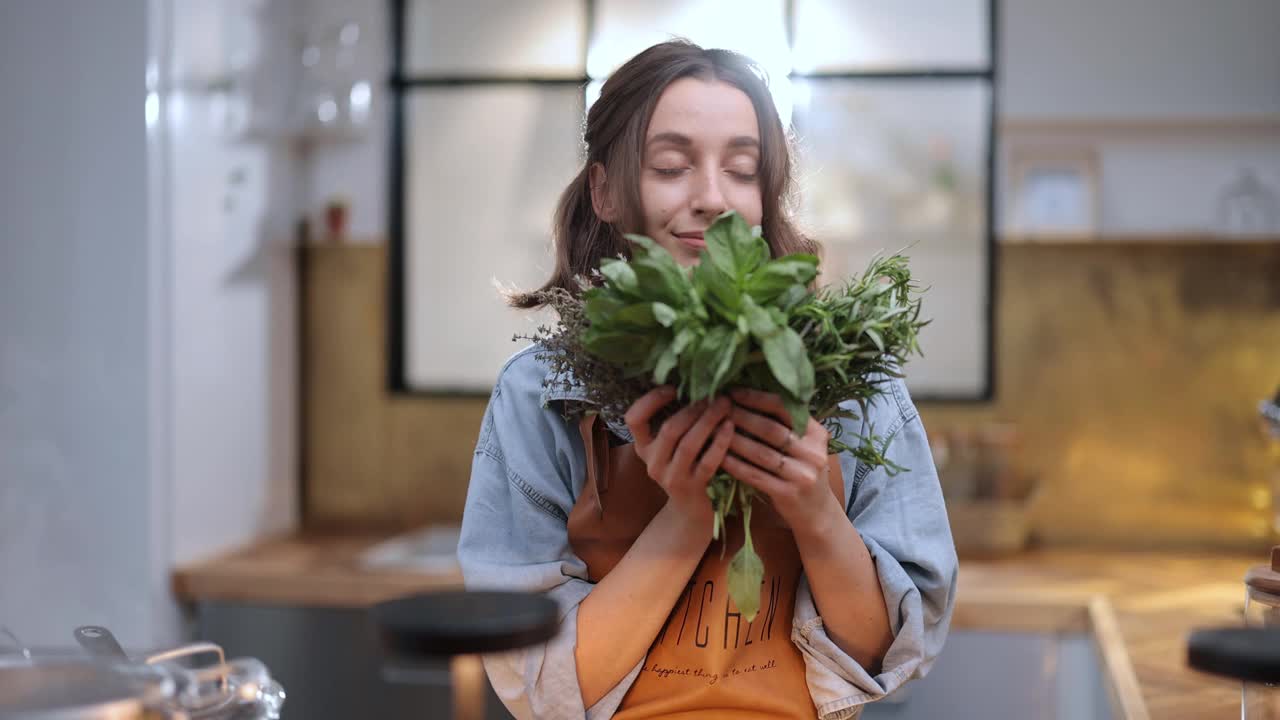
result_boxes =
[1,0,1278,717]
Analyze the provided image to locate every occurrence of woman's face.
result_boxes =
[637,77,764,267]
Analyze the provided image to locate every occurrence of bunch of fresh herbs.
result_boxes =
[524,211,926,621]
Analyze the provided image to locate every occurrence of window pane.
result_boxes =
[403,86,583,390]
[590,0,789,80]
[792,0,988,72]
[405,0,585,76]
[793,79,991,397]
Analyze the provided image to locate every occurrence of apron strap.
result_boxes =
[578,413,611,518]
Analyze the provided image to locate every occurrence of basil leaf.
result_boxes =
[610,302,660,329]
[582,328,655,366]
[652,302,678,327]
[626,234,690,307]
[741,297,778,340]
[728,529,764,622]
[694,258,742,318]
[762,325,814,401]
[654,327,695,384]
[782,394,809,437]
[704,211,768,281]
[746,256,818,304]
[583,291,627,325]
[775,284,810,311]
[599,259,639,297]
[690,325,736,401]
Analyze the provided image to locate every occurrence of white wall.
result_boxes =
[1001,0,1280,120]
[165,0,300,568]
[0,0,164,648]
[0,0,301,650]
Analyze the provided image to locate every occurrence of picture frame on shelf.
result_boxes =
[1004,146,1100,242]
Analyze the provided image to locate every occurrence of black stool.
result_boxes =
[374,591,560,720]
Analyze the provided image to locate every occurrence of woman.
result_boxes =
[458,40,957,720]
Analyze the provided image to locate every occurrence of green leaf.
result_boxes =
[728,503,765,623]
[610,302,660,329]
[782,395,809,437]
[775,285,810,311]
[690,325,737,401]
[626,234,690,307]
[761,326,814,401]
[653,327,695,384]
[741,297,778,339]
[583,291,627,325]
[704,211,768,281]
[599,259,639,296]
[746,256,818,304]
[652,302,678,327]
[693,258,742,318]
[864,327,885,352]
[581,328,654,366]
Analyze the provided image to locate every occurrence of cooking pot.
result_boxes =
[0,628,283,719]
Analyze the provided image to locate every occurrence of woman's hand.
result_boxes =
[721,388,842,532]
[624,386,735,526]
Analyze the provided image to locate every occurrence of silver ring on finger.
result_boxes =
[780,432,793,453]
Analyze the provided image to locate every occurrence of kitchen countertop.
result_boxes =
[173,534,1260,719]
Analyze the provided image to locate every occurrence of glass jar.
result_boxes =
[1243,547,1280,718]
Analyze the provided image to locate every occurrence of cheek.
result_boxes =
[729,185,764,227]
[639,177,681,231]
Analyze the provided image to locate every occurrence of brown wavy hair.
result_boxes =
[509,39,818,309]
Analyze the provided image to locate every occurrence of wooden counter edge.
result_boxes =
[1089,596,1151,720]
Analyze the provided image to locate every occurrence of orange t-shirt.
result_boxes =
[568,415,840,719]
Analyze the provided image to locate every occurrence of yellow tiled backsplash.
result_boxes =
[302,240,1280,550]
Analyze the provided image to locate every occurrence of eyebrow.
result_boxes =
[645,132,760,150]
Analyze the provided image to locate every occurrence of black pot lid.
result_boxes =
[1188,627,1280,685]
[374,590,561,658]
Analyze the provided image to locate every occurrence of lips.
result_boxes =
[674,231,706,249]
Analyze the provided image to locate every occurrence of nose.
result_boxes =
[690,167,728,218]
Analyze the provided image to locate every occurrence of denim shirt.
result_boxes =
[457,344,958,720]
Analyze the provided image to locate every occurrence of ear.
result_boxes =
[588,162,621,223]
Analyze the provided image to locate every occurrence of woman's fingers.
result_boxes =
[721,454,787,498]
[646,400,707,469]
[671,397,731,472]
[623,386,676,446]
[691,419,735,485]
[728,428,796,480]
[729,403,796,452]
[729,388,792,426]
[729,403,827,467]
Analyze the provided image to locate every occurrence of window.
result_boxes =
[391,0,997,400]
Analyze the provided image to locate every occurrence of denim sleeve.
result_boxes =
[792,379,959,720]
[456,353,642,720]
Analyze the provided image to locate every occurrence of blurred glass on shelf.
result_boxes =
[293,19,374,141]
[406,0,585,77]
[1217,168,1280,238]
[792,0,988,72]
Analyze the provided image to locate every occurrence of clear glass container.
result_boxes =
[1243,547,1280,719]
